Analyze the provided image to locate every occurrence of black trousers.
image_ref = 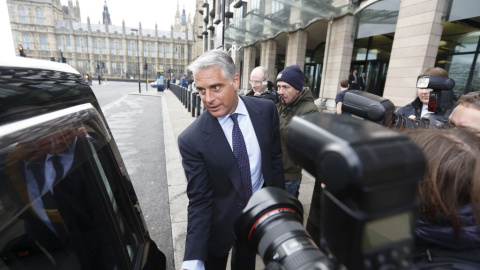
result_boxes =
[205,240,256,270]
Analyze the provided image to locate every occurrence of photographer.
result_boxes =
[404,129,480,268]
[276,65,318,198]
[247,66,278,103]
[449,91,480,134]
[397,67,449,120]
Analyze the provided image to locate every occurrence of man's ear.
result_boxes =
[233,73,240,90]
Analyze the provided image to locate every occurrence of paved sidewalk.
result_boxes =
[147,89,316,269]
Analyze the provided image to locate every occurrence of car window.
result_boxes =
[0,104,143,269]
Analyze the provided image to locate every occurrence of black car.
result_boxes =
[0,57,166,269]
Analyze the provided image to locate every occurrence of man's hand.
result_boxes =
[408,115,416,120]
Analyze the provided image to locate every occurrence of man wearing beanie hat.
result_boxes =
[276,65,318,198]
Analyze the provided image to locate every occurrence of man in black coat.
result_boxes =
[348,69,359,90]
[178,49,284,270]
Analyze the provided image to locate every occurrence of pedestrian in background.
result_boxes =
[188,77,194,91]
[276,65,318,198]
[348,69,359,90]
[180,74,188,88]
[178,49,284,270]
[359,72,366,91]
[335,79,351,115]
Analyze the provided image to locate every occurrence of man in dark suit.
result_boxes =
[348,69,359,90]
[5,127,116,269]
[358,72,366,91]
[178,49,284,270]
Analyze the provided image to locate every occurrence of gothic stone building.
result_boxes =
[7,0,195,80]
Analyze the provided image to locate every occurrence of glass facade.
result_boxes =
[435,0,480,97]
[352,0,400,96]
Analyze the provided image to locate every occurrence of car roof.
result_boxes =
[0,57,97,126]
[0,56,80,74]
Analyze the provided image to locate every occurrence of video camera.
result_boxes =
[235,113,425,270]
[342,75,455,128]
[258,81,279,104]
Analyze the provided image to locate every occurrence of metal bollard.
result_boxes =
[191,92,196,117]
[188,90,191,112]
[184,88,188,108]
[196,95,201,117]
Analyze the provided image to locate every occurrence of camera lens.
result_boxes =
[235,187,332,270]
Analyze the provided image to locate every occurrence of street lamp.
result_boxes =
[131,28,141,93]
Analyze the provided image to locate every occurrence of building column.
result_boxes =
[320,15,355,104]
[285,29,307,69]
[383,0,447,106]
[231,49,242,77]
[242,46,256,93]
[260,39,277,80]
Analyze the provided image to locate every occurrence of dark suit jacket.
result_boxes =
[348,73,359,90]
[178,96,284,261]
[5,136,115,269]
[358,76,366,90]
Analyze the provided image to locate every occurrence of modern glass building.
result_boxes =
[199,0,480,107]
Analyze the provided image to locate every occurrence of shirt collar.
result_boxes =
[217,96,248,125]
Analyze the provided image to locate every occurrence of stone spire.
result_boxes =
[181,5,187,26]
[102,0,112,25]
[175,0,181,26]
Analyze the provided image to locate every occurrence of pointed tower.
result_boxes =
[174,1,181,27]
[102,1,112,25]
[181,5,187,26]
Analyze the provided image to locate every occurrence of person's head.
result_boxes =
[449,91,480,134]
[404,128,480,237]
[183,74,187,78]
[188,49,239,118]
[249,66,269,93]
[353,69,358,75]
[37,127,77,155]
[339,79,349,89]
[276,65,304,104]
[361,72,366,77]
[417,67,449,104]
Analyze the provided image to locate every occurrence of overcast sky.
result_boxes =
[63,0,197,31]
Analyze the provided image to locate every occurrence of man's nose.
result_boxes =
[205,90,215,103]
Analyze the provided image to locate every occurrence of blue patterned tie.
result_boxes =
[230,113,252,202]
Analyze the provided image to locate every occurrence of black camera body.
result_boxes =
[235,113,425,270]
[287,113,425,269]
[343,75,455,129]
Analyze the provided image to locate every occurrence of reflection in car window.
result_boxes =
[0,104,142,269]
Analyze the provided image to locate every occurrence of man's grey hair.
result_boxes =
[458,91,480,109]
[188,49,236,83]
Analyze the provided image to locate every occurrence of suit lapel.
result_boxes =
[202,111,244,199]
